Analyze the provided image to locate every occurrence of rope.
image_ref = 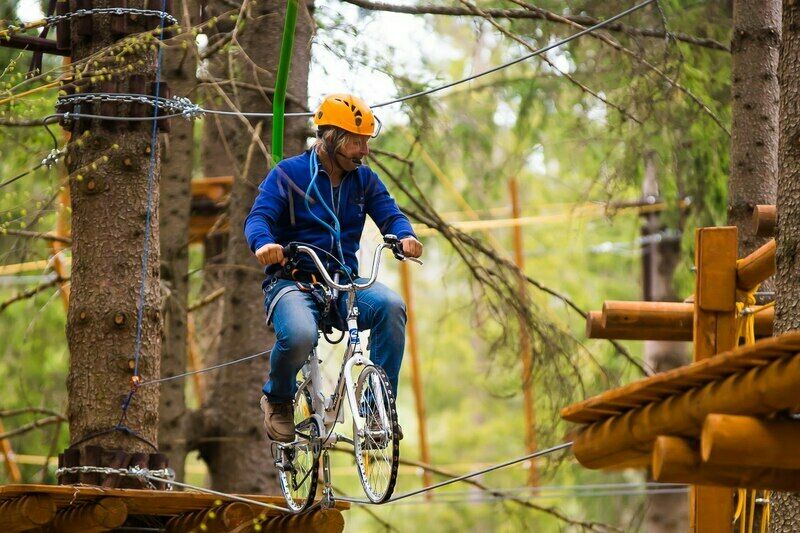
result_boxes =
[143,473,290,512]
[23,0,655,124]
[138,348,272,386]
[732,276,772,532]
[337,441,573,504]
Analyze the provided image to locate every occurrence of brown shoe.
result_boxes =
[260,395,295,443]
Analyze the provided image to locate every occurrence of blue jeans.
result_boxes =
[262,278,406,403]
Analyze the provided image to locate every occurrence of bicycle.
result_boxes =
[271,234,422,512]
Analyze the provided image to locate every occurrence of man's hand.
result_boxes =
[400,236,423,258]
[255,243,286,266]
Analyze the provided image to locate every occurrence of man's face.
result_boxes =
[335,133,371,172]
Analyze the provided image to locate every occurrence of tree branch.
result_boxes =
[0,276,68,313]
[340,0,729,52]
[0,416,65,440]
[458,0,642,125]
[188,287,226,313]
[0,228,72,245]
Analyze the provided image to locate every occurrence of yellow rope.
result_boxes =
[733,284,773,532]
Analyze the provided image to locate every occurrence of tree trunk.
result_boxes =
[769,2,800,529]
[197,0,312,494]
[728,0,781,257]
[66,1,162,453]
[641,155,689,533]
[158,0,198,483]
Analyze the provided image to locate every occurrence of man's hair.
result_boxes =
[313,126,350,163]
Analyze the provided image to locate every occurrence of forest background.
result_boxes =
[0,0,735,531]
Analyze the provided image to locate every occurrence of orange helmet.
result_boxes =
[313,94,381,137]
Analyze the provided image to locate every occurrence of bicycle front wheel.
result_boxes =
[352,365,400,503]
[277,387,319,512]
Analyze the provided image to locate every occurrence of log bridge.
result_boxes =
[562,220,795,533]
[0,484,348,532]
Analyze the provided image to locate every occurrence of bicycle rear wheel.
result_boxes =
[352,365,400,503]
[277,387,319,511]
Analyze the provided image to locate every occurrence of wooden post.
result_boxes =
[510,177,538,487]
[399,261,433,495]
[186,315,206,405]
[691,227,738,533]
[0,418,21,483]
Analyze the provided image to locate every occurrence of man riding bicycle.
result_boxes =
[245,94,423,443]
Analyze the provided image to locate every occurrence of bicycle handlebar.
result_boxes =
[282,235,422,292]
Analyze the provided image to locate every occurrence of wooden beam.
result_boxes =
[49,497,127,532]
[701,414,800,469]
[736,239,776,291]
[0,494,56,530]
[751,205,776,237]
[653,436,800,491]
[258,508,345,533]
[586,306,773,341]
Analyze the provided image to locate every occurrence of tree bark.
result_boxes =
[197,0,313,494]
[728,0,781,258]
[769,1,800,529]
[641,155,689,533]
[158,0,198,483]
[66,1,162,453]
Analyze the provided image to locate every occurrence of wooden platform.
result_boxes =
[0,484,348,532]
[561,331,800,424]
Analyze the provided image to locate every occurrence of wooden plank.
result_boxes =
[0,484,350,515]
[695,227,737,312]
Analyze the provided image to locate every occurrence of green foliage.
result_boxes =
[0,0,736,529]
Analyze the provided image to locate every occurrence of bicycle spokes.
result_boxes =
[353,365,399,503]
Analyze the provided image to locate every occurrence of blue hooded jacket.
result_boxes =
[244,150,416,286]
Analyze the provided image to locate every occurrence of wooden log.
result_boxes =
[49,497,127,532]
[602,301,695,330]
[165,502,255,533]
[571,349,800,469]
[0,494,56,530]
[701,414,800,469]
[736,239,776,291]
[586,310,690,341]
[586,305,773,341]
[256,509,346,533]
[752,205,776,237]
[653,436,800,491]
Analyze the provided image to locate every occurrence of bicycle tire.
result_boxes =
[352,365,400,503]
[277,385,320,512]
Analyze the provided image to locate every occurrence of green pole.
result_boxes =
[271,0,299,163]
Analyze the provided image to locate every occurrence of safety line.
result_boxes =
[138,348,273,386]
[28,0,655,124]
[131,0,167,381]
[363,487,690,506]
[143,473,291,512]
[337,441,573,504]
